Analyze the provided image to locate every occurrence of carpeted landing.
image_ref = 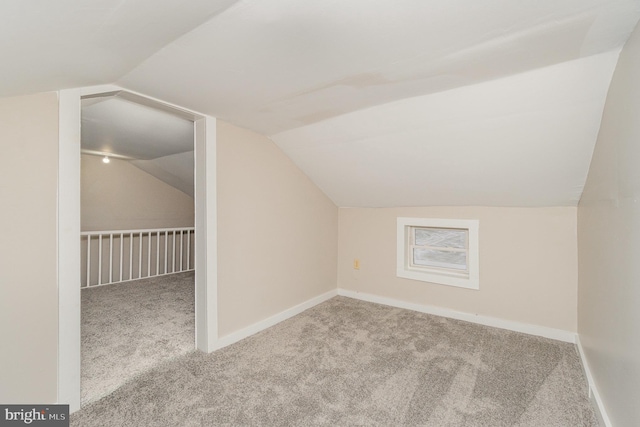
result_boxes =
[73,296,597,426]
[81,272,195,405]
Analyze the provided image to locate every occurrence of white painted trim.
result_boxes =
[337,289,576,343]
[79,84,210,118]
[576,335,612,427]
[77,84,122,98]
[195,116,218,352]
[57,85,216,412]
[215,290,338,350]
[397,217,480,290]
[58,89,82,413]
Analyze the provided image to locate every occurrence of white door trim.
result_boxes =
[58,88,82,412]
[57,85,217,412]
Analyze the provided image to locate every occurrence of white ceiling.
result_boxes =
[0,0,237,97]
[118,0,640,135]
[81,96,193,160]
[272,52,619,207]
[81,95,195,197]
[2,0,640,207]
[131,152,195,198]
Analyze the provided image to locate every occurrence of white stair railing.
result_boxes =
[80,227,195,288]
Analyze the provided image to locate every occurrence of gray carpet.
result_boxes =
[73,296,597,426]
[81,272,195,405]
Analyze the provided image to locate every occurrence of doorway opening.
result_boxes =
[79,93,196,405]
[58,87,218,413]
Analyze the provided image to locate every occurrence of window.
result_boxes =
[397,217,479,289]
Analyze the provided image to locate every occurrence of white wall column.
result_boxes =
[195,116,218,352]
[58,89,82,412]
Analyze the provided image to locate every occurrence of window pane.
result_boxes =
[413,248,467,271]
[414,227,466,249]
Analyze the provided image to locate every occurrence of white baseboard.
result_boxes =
[214,289,338,350]
[213,286,576,353]
[213,288,604,423]
[337,288,576,343]
[576,335,612,427]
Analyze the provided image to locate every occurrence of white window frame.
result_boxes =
[397,217,479,290]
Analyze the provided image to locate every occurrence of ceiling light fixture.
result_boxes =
[102,156,110,164]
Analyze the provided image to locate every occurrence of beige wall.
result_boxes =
[0,92,59,403]
[577,22,640,426]
[81,154,194,231]
[216,121,338,337]
[339,206,578,331]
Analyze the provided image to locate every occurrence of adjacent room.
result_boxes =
[79,94,196,405]
[1,1,639,426]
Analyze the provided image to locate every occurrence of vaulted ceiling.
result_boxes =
[2,0,640,207]
[81,95,195,197]
[82,96,193,160]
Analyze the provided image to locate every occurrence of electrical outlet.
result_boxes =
[353,259,360,270]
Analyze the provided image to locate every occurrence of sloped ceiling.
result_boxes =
[131,152,195,198]
[2,0,640,207]
[81,96,194,197]
[119,0,640,136]
[82,96,193,160]
[0,0,237,96]
[272,53,619,207]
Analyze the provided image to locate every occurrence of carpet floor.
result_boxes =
[81,272,195,405]
[73,296,596,426]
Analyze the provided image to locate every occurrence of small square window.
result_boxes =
[397,218,479,289]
